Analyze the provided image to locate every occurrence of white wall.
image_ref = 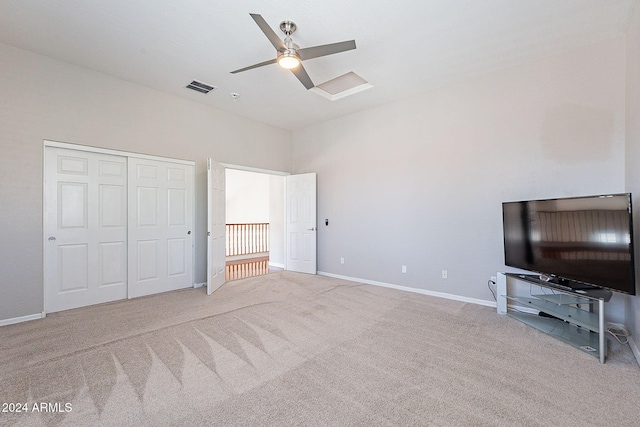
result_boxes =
[624,4,640,358]
[0,42,291,322]
[293,38,626,304]
[226,169,271,223]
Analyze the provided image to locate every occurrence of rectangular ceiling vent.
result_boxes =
[311,72,373,101]
[186,80,217,94]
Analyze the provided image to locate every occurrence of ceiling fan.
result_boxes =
[230,13,356,90]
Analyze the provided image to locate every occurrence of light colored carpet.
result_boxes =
[1,271,639,426]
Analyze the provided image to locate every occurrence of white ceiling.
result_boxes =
[0,0,635,130]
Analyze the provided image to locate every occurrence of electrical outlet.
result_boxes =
[442,270,448,279]
[402,265,407,273]
[340,257,344,264]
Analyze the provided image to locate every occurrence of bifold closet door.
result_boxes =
[44,147,128,313]
[128,158,194,298]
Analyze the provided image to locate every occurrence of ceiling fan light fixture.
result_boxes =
[278,50,300,69]
[232,14,357,90]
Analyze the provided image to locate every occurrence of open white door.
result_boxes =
[207,158,226,295]
[286,173,317,274]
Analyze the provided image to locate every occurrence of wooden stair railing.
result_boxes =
[226,223,270,257]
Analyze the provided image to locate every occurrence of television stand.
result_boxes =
[496,273,608,363]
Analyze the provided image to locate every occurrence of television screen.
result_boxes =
[502,193,636,295]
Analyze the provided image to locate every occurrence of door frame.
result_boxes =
[221,163,317,274]
[221,163,289,272]
[43,140,196,311]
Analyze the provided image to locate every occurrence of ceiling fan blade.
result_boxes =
[297,40,356,61]
[231,58,277,74]
[291,64,315,90]
[250,13,286,51]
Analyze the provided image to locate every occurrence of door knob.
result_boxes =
[307,227,316,231]
[187,231,191,235]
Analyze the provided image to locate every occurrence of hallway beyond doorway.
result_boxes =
[225,257,283,281]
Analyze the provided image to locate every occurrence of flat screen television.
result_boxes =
[502,193,636,295]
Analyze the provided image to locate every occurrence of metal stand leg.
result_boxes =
[599,299,605,364]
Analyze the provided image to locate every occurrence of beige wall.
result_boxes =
[0,42,292,322]
[293,38,626,304]
[625,4,640,359]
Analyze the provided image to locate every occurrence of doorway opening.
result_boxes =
[225,169,285,280]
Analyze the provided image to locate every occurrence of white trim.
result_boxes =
[221,163,290,176]
[42,143,47,314]
[193,282,206,289]
[310,83,374,101]
[0,312,45,327]
[269,261,285,269]
[629,334,640,367]
[317,271,496,308]
[44,140,195,166]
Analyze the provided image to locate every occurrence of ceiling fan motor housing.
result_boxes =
[279,20,297,36]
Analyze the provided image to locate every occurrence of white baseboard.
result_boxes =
[193,282,206,289]
[0,312,45,327]
[317,271,496,308]
[269,262,285,269]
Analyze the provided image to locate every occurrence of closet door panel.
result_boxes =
[44,147,127,313]
[128,158,193,298]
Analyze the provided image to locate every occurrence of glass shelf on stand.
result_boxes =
[500,273,607,363]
